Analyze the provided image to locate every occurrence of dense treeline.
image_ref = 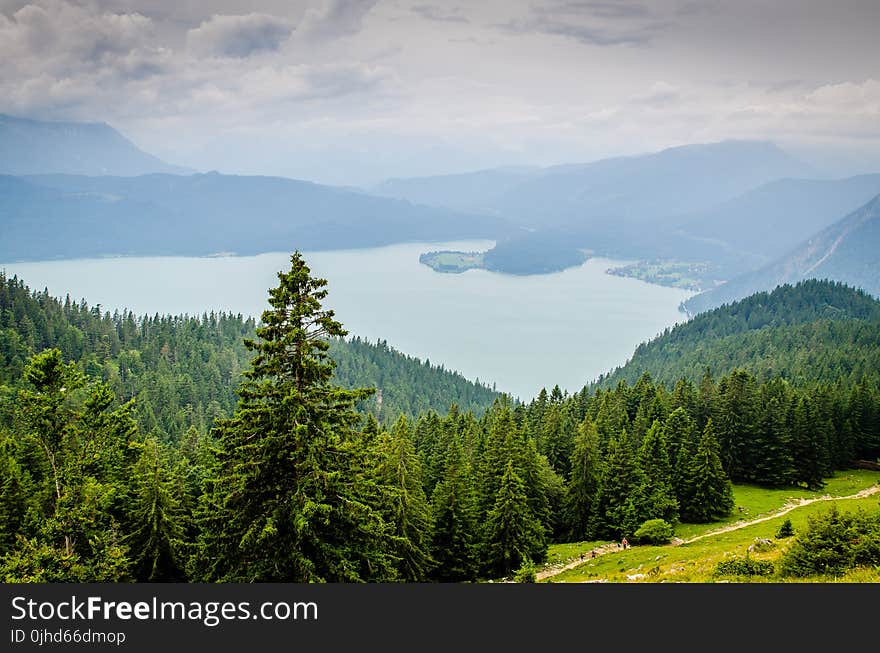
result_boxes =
[2,259,879,583]
[0,272,499,439]
[601,280,880,388]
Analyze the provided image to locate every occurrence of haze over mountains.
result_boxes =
[684,195,880,314]
[0,172,509,261]
[2,114,879,312]
[0,114,191,177]
[677,174,880,266]
[374,141,825,273]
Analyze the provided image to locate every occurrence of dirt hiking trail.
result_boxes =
[537,484,880,582]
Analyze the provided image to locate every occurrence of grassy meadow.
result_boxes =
[540,469,880,583]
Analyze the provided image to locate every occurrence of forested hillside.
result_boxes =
[1,260,878,584]
[598,280,880,388]
[0,272,499,437]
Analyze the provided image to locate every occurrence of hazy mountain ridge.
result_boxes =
[677,174,880,267]
[0,114,191,176]
[375,141,817,275]
[684,195,880,315]
[0,172,512,262]
[372,166,541,214]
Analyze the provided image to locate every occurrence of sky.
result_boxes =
[2,0,879,186]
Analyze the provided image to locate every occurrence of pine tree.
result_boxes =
[791,397,827,490]
[680,419,734,523]
[192,252,394,582]
[476,403,519,520]
[0,434,27,555]
[13,350,137,579]
[430,436,479,582]
[665,407,696,504]
[129,436,186,581]
[715,369,760,480]
[375,416,434,581]
[562,415,602,541]
[753,391,795,487]
[539,402,575,476]
[483,461,546,577]
[592,433,646,538]
[637,420,678,523]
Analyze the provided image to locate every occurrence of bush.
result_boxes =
[775,518,794,539]
[513,558,536,583]
[633,518,674,545]
[714,554,775,577]
[780,505,880,577]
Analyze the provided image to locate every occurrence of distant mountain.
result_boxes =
[496,140,814,230]
[0,114,191,176]
[598,279,880,388]
[683,195,880,315]
[0,173,511,262]
[372,166,541,214]
[376,141,812,228]
[375,141,815,275]
[677,174,880,269]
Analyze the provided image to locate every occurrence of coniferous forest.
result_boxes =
[1,258,879,582]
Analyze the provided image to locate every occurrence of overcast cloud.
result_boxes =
[1,0,879,185]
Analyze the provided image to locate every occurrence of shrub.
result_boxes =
[714,554,775,577]
[633,518,674,545]
[513,558,536,583]
[780,505,880,577]
[775,518,794,539]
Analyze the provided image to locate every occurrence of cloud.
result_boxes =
[411,4,468,24]
[300,0,379,42]
[0,2,157,66]
[630,81,680,107]
[497,1,668,47]
[0,1,389,126]
[186,13,292,58]
[554,2,652,20]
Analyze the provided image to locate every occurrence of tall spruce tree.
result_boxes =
[483,461,546,577]
[375,416,434,582]
[0,434,27,556]
[680,419,734,523]
[637,420,678,523]
[192,252,394,582]
[791,397,827,490]
[665,407,696,504]
[562,415,602,541]
[592,432,647,538]
[715,369,760,480]
[9,350,136,581]
[430,435,479,582]
[129,436,186,581]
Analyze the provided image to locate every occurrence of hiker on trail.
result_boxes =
[591,550,597,559]
[621,537,629,549]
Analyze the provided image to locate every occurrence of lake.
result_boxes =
[1,241,693,400]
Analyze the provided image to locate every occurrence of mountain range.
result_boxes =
[684,195,880,314]
[0,114,191,176]
[0,172,511,261]
[2,114,879,306]
[374,141,822,272]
